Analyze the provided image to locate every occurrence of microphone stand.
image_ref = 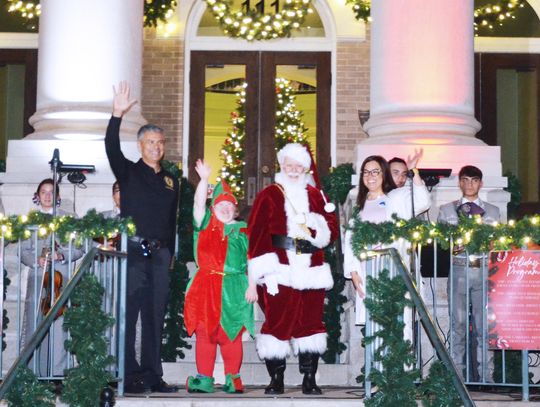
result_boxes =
[49,149,62,218]
[408,169,415,219]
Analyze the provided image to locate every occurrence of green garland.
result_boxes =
[350,213,540,256]
[6,0,177,28]
[346,0,526,32]
[0,209,135,244]
[322,163,354,205]
[5,367,55,407]
[345,0,370,22]
[364,270,462,407]
[418,361,461,407]
[161,165,194,361]
[364,269,419,407]
[144,0,178,27]
[205,0,313,41]
[61,274,115,406]
[321,164,353,363]
[2,269,10,352]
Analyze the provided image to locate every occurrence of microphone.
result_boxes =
[406,169,415,179]
[49,148,62,170]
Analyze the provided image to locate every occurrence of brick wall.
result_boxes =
[335,39,370,166]
[141,29,371,167]
[141,28,184,163]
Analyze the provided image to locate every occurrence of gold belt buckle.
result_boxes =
[294,238,302,255]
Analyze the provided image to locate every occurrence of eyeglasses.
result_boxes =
[362,169,382,177]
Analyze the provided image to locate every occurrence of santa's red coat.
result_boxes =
[247,183,339,291]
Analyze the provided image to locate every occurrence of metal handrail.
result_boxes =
[366,247,476,407]
[0,245,126,400]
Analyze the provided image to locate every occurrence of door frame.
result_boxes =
[0,49,37,136]
[188,50,331,196]
[475,53,540,215]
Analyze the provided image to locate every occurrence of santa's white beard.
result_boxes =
[275,172,308,193]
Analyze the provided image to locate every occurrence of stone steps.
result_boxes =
[161,361,357,387]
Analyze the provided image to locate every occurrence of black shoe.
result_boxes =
[302,373,322,395]
[264,359,285,395]
[150,379,179,393]
[299,352,322,395]
[124,379,148,394]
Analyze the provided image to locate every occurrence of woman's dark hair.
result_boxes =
[36,178,60,196]
[356,155,396,211]
[33,178,61,207]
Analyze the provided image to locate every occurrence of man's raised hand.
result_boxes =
[112,81,138,118]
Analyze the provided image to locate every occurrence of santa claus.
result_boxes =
[246,143,339,395]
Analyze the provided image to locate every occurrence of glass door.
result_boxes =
[189,51,330,216]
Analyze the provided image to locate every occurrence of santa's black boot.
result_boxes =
[299,353,322,395]
[264,359,286,395]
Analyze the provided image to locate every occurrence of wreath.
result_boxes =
[6,0,178,28]
[205,0,313,41]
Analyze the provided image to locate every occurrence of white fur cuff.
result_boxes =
[248,252,280,284]
[256,334,291,360]
[292,333,327,355]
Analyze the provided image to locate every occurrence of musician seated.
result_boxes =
[19,178,84,377]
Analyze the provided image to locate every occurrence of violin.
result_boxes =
[39,248,66,319]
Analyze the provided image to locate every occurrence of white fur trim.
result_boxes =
[285,253,333,290]
[248,252,280,283]
[248,253,283,294]
[292,333,327,355]
[277,143,311,168]
[256,334,291,360]
[305,212,331,248]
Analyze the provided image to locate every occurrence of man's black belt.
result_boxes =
[129,236,165,250]
[272,234,319,254]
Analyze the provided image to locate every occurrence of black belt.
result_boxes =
[129,236,165,250]
[272,234,319,254]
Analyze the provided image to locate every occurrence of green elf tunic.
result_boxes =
[184,208,254,341]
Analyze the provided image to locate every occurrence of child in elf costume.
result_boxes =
[184,159,256,393]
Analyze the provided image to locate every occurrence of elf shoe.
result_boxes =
[186,375,215,393]
[223,373,244,393]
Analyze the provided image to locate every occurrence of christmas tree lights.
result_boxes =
[219,78,310,199]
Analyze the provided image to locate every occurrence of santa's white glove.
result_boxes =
[304,213,320,229]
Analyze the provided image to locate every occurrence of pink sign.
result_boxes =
[488,250,540,350]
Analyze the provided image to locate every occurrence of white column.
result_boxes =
[351,0,510,220]
[1,0,144,217]
[364,0,482,144]
[27,0,145,140]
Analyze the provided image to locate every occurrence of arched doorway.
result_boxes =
[184,0,335,213]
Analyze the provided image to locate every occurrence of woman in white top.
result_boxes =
[343,153,430,324]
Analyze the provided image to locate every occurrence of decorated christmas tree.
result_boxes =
[274,77,309,151]
[219,78,310,199]
[219,83,247,199]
